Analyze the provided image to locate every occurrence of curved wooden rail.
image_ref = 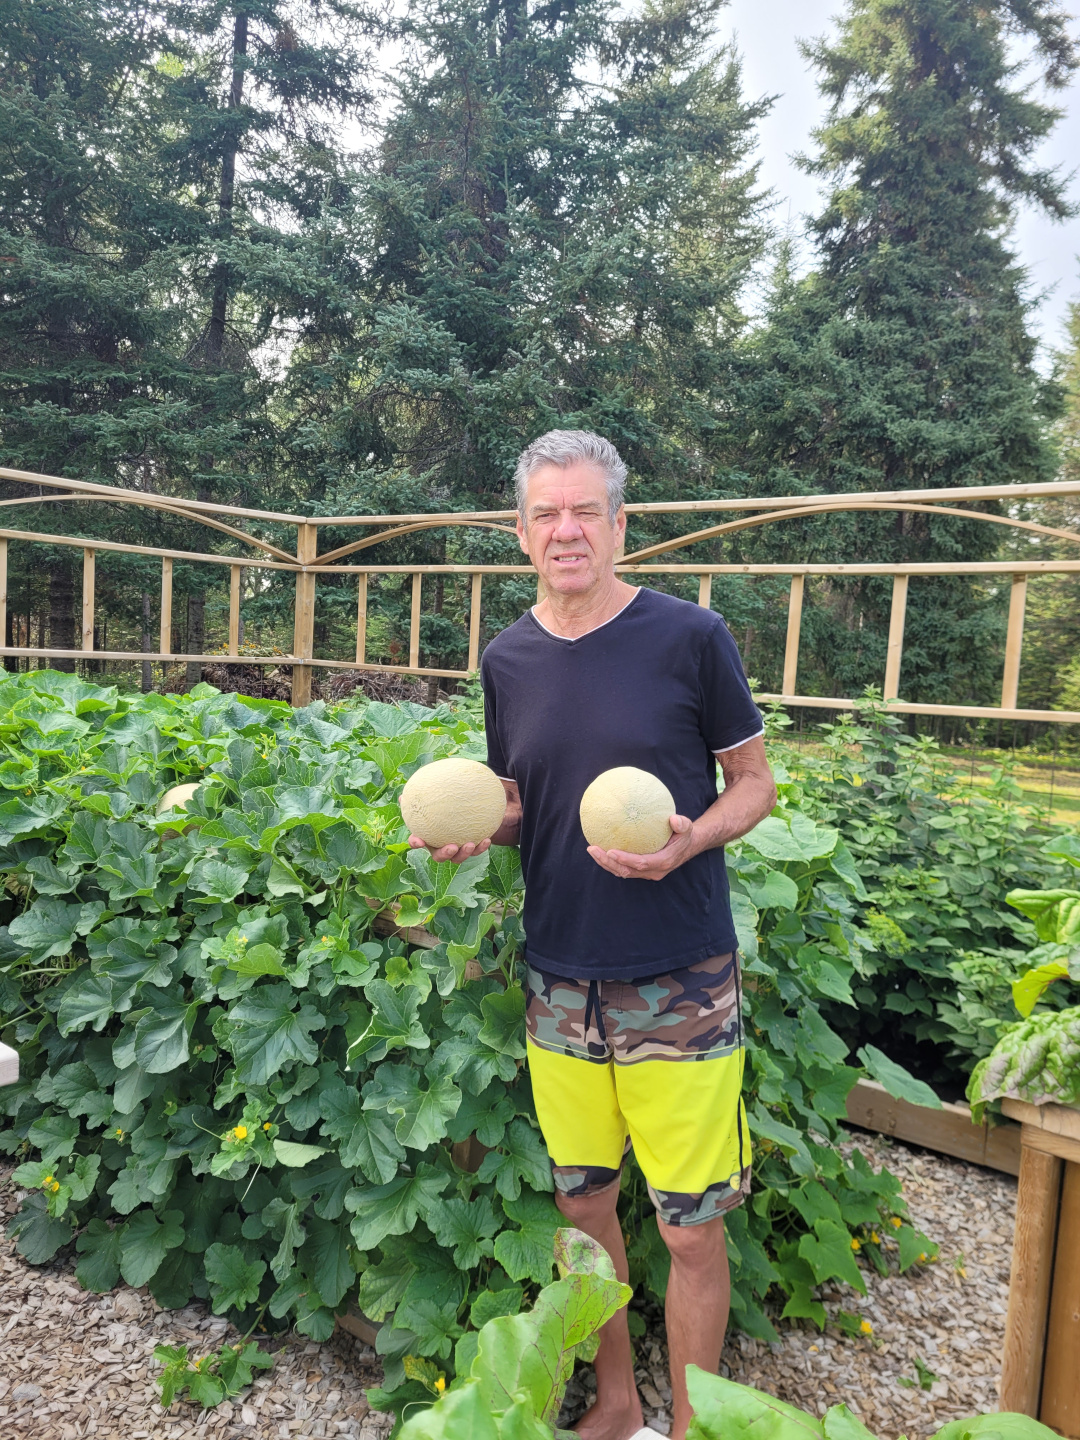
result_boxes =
[313,519,519,567]
[0,492,296,564]
[621,501,1080,564]
[0,461,1076,724]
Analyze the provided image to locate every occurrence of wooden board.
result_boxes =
[1041,1160,1080,1438]
[1001,1146,1063,1416]
[0,1041,17,1087]
[334,1304,379,1346]
[845,1079,1022,1175]
[1002,1097,1080,1145]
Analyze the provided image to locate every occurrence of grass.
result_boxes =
[939,748,1080,825]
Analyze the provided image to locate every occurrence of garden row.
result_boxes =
[0,673,1075,1431]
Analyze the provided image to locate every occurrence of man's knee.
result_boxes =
[658,1213,727,1265]
[555,1183,620,1227]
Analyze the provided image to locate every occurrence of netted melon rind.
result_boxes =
[579,766,674,854]
[399,757,507,847]
[157,782,201,815]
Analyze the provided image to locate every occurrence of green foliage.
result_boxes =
[968,839,1080,1118]
[391,1227,630,1440]
[768,699,1075,1091]
[154,1338,274,1410]
[738,0,1077,706]
[684,1369,1060,1440]
[0,671,939,1411]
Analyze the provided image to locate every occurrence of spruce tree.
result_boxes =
[740,0,1077,709]
[297,0,771,670]
[0,0,378,671]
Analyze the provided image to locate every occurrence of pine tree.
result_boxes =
[739,0,1077,710]
[0,0,378,673]
[297,0,771,670]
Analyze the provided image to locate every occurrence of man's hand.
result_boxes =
[407,835,491,864]
[405,779,521,864]
[587,813,698,881]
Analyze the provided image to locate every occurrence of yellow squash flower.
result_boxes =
[233,1125,248,1140]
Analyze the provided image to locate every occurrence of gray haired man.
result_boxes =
[409,430,776,1440]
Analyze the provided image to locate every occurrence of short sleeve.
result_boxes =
[699,618,763,753]
[481,654,512,779]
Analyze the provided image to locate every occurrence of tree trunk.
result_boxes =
[186,593,205,689]
[206,10,248,368]
[4,605,15,672]
[49,563,75,672]
[141,590,153,693]
[425,573,445,706]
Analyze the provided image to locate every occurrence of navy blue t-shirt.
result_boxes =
[481,587,763,981]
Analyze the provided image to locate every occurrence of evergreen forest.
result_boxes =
[2,0,1079,718]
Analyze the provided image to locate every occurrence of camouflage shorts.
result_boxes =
[525,952,752,1227]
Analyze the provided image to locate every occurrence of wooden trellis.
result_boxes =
[0,464,1078,724]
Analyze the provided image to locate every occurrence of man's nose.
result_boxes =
[552,509,584,540]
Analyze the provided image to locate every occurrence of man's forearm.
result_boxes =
[490,780,522,847]
[688,772,776,856]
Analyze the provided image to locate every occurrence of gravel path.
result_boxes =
[1,1135,1015,1439]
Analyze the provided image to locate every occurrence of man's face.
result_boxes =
[516,462,626,597]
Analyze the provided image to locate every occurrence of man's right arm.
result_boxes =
[489,778,521,847]
[407,777,520,863]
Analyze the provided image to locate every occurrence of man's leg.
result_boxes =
[657,1213,730,1440]
[556,1184,644,1440]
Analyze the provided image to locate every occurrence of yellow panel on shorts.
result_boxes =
[614,1052,748,1195]
[525,1037,628,1171]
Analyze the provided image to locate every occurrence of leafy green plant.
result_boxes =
[154,1337,274,1408]
[767,697,1074,1091]
[685,1368,1058,1440]
[0,670,936,1424]
[968,834,1080,1117]
[384,1227,629,1439]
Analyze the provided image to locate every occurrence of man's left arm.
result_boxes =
[587,734,777,882]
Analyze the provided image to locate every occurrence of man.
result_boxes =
[409,429,777,1440]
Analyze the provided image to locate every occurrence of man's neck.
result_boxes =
[534,574,639,639]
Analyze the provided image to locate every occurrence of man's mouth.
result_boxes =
[550,553,586,564]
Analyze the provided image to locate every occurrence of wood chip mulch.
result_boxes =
[2,1134,1016,1440]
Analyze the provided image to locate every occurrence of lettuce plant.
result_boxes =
[686,1368,1059,1440]
[968,834,1080,1119]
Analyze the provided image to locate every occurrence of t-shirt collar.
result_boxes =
[528,586,641,644]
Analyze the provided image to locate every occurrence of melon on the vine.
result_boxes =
[157,782,201,815]
[579,767,675,854]
[400,757,506,847]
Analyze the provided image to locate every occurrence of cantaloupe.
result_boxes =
[399,757,506,848]
[579,767,675,854]
[157,782,201,815]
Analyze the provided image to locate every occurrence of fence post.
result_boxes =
[229,565,241,656]
[160,558,173,655]
[0,540,7,657]
[782,574,804,696]
[355,573,368,665]
[291,524,317,706]
[468,572,483,673]
[82,549,95,652]
[1001,573,1027,710]
[697,574,712,610]
[883,574,909,701]
[409,572,422,670]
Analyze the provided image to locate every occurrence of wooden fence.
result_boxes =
[1,464,1078,723]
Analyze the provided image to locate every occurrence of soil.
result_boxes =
[1,1134,1016,1440]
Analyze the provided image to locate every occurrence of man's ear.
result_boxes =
[515,514,530,556]
[614,506,627,558]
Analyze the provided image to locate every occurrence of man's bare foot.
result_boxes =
[572,1394,644,1440]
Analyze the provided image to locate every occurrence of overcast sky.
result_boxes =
[726,0,1080,364]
